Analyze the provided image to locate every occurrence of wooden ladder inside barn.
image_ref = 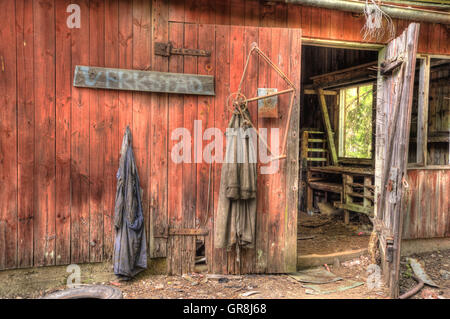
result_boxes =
[301,130,342,214]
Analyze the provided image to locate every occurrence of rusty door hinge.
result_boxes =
[155,42,211,57]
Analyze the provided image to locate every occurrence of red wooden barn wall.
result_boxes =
[403,169,450,240]
[0,0,448,271]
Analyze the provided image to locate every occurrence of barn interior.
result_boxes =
[409,57,449,166]
[297,45,449,261]
[298,45,379,259]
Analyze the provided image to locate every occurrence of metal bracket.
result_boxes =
[154,42,211,57]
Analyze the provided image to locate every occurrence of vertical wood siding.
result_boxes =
[403,169,450,240]
[0,0,448,271]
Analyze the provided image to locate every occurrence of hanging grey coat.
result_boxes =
[214,108,257,253]
[113,127,147,279]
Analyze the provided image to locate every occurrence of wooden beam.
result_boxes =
[304,89,337,95]
[169,228,209,236]
[73,65,215,96]
[334,202,373,216]
[416,56,430,166]
[275,0,450,25]
[316,88,338,165]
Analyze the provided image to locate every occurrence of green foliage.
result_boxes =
[342,84,373,159]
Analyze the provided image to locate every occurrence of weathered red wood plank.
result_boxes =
[104,0,120,260]
[0,0,18,270]
[132,0,152,259]
[215,0,230,25]
[285,28,301,272]
[89,0,106,263]
[71,0,90,264]
[255,27,271,273]
[15,0,34,269]
[240,26,259,274]
[287,3,301,29]
[168,0,184,22]
[185,0,198,24]
[167,22,184,275]
[149,0,169,258]
[329,8,343,40]
[245,0,260,27]
[440,24,449,55]
[267,27,288,273]
[319,7,331,39]
[442,172,450,238]
[309,7,321,38]
[198,0,215,25]
[55,0,72,265]
[429,23,441,56]
[182,23,198,274]
[118,0,133,133]
[260,2,275,28]
[300,5,311,37]
[274,2,287,28]
[34,0,56,267]
[418,22,429,54]
[212,24,230,274]
[197,23,216,273]
[230,0,245,26]
[226,25,245,274]
[404,170,450,240]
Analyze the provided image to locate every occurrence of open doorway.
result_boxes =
[298,44,378,260]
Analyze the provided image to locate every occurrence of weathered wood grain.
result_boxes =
[103,0,120,261]
[255,27,271,274]
[149,0,169,259]
[167,21,184,275]
[33,0,56,267]
[16,0,34,268]
[197,23,215,273]
[132,0,152,269]
[89,0,105,263]
[374,23,420,298]
[212,24,230,275]
[285,28,301,273]
[73,65,215,96]
[181,22,198,275]
[0,0,18,270]
[70,0,90,264]
[55,0,72,265]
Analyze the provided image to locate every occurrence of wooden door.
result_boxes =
[162,24,301,275]
[374,23,420,298]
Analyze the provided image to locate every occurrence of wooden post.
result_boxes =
[307,170,314,213]
[316,88,338,165]
[364,176,373,217]
[343,174,353,224]
[416,56,430,166]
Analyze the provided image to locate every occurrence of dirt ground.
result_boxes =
[0,253,389,299]
[399,249,450,299]
[298,212,371,255]
[121,254,391,299]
